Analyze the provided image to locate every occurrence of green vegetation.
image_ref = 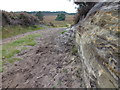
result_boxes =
[71,45,78,55]
[0,60,3,72]
[0,32,41,72]
[63,68,68,73]
[35,11,44,21]
[6,58,21,63]
[2,11,40,26]
[43,15,74,27]
[60,30,67,34]
[51,21,70,27]
[74,2,96,24]
[0,45,2,72]
[2,25,44,39]
[55,13,66,21]
[25,11,75,16]
[2,33,41,64]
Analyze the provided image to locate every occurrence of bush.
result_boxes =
[35,11,44,21]
[74,2,96,24]
[2,11,39,26]
[55,13,66,21]
[19,13,39,26]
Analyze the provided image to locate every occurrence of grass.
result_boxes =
[2,33,41,65]
[2,25,44,39]
[6,58,21,63]
[0,44,2,72]
[0,61,3,72]
[60,30,67,34]
[43,15,74,27]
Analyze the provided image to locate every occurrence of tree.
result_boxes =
[55,13,66,21]
[35,11,44,21]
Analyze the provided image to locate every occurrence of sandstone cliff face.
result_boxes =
[74,1,119,88]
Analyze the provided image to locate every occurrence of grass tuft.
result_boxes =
[60,30,67,34]
[2,33,41,64]
[7,58,21,63]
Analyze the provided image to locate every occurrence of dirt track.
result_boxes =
[2,28,84,88]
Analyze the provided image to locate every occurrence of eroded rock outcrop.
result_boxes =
[74,0,119,88]
[55,28,75,53]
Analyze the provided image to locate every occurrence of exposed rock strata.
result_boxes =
[74,0,119,88]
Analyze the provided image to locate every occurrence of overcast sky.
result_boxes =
[0,0,77,13]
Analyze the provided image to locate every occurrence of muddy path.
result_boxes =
[2,28,84,88]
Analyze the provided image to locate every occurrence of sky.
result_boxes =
[0,0,77,13]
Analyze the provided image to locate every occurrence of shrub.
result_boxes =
[19,13,39,26]
[55,13,66,21]
[74,2,96,24]
[35,11,44,21]
[2,11,39,26]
